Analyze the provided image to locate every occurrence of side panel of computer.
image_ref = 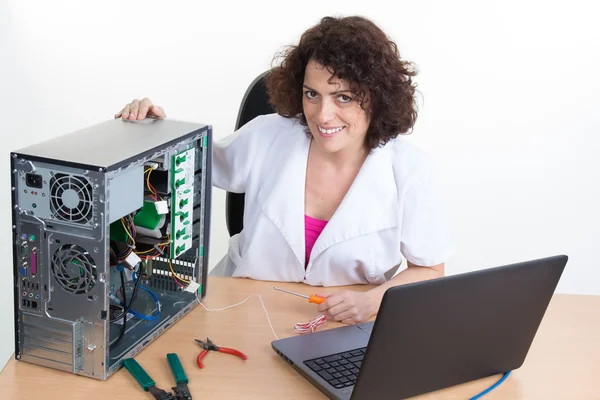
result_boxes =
[11,122,211,380]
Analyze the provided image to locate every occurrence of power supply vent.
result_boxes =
[50,173,93,224]
[51,245,97,294]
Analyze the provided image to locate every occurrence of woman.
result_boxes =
[115,16,455,324]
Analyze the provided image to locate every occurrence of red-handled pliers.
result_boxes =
[194,338,247,369]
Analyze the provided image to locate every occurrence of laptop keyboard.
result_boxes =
[304,347,366,389]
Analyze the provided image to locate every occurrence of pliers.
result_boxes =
[195,337,247,368]
[123,354,192,399]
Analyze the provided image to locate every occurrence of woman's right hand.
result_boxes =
[115,97,166,121]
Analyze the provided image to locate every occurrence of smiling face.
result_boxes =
[302,59,371,160]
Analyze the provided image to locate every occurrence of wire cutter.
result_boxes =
[123,354,192,399]
[194,338,247,368]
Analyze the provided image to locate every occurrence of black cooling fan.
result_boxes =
[51,244,97,294]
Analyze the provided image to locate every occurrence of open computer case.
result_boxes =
[10,118,212,379]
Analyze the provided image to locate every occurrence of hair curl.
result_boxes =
[265,16,418,150]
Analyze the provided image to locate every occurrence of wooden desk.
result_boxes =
[0,277,599,399]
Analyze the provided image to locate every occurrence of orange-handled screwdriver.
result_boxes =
[273,286,326,304]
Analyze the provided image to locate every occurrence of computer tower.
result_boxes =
[10,117,212,380]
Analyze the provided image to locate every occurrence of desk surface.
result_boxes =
[0,277,599,399]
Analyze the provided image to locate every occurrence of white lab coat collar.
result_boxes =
[256,133,399,269]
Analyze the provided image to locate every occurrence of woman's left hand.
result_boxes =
[316,290,378,324]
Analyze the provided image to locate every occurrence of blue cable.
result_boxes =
[117,271,161,321]
[126,285,161,321]
[469,371,511,400]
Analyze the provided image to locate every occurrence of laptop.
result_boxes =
[272,255,568,399]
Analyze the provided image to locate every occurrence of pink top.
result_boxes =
[305,215,328,267]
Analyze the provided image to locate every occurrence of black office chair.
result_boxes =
[225,71,275,236]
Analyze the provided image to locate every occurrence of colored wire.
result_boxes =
[121,272,161,321]
[136,244,166,255]
[118,246,133,260]
[196,293,279,340]
[128,214,137,237]
[115,215,137,261]
[135,248,157,255]
[116,281,160,319]
[135,237,170,256]
[173,278,186,288]
[121,218,135,243]
[129,232,183,289]
[110,263,143,322]
[294,314,327,334]
[168,258,190,284]
[469,371,511,400]
[167,259,187,288]
[146,168,159,200]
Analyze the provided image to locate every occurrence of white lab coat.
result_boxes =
[212,114,455,286]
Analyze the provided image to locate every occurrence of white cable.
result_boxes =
[196,293,280,340]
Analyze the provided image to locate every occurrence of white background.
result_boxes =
[1,0,598,371]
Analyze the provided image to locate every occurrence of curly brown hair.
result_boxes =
[265,16,418,150]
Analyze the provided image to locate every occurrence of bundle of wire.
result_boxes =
[109,262,144,350]
[145,166,160,201]
[116,271,161,321]
[116,212,166,261]
[111,206,185,288]
[167,258,191,288]
[135,233,170,261]
[110,266,142,323]
[112,214,136,261]
[294,314,327,334]
[111,166,165,263]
